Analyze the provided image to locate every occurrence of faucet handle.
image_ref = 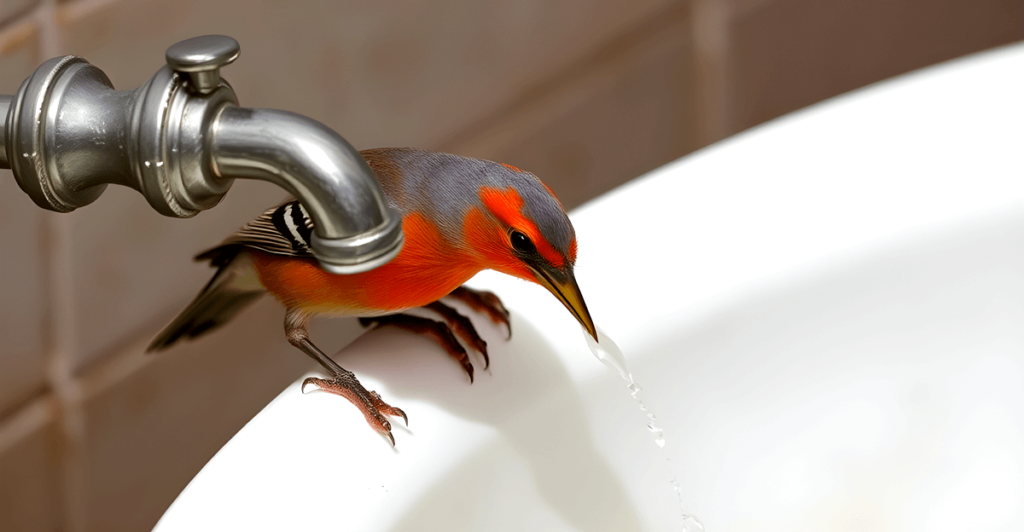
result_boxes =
[165,35,240,94]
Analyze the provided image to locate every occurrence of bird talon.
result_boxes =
[425,300,491,371]
[300,373,406,445]
[301,377,321,394]
[361,313,476,382]
[448,286,513,340]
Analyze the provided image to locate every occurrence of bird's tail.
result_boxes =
[147,246,266,352]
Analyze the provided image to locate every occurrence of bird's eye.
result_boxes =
[510,230,536,254]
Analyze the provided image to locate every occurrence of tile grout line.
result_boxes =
[57,0,120,22]
[691,0,733,146]
[435,0,692,154]
[0,0,40,33]
[34,2,89,531]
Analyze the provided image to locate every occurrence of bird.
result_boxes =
[148,148,596,445]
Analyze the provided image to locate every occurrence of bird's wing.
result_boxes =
[196,199,316,263]
[148,250,265,351]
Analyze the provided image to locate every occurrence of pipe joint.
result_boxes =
[0,35,402,274]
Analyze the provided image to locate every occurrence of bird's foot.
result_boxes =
[448,286,512,339]
[360,314,475,382]
[302,371,407,445]
[426,301,490,368]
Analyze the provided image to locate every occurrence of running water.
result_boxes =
[583,327,665,447]
[584,325,705,532]
[670,477,706,532]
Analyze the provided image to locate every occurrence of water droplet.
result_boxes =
[156,161,164,167]
[584,326,632,384]
[680,514,705,532]
[584,324,667,450]
[144,161,151,167]
[669,478,704,530]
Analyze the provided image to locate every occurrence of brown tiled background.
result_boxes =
[0,0,1021,530]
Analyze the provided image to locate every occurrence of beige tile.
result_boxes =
[447,5,699,210]
[0,18,41,104]
[726,0,1024,134]
[76,296,362,532]
[0,19,39,96]
[58,0,675,149]
[0,173,49,414]
[53,0,678,371]
[0,397,64,532]
[0,0,36,29]
[0,23,51,413]
[62,180,288,373]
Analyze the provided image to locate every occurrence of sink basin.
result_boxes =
[155,41,1024,531]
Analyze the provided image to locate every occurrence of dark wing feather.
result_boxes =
[196,199,316,263]
[151,200,317,351]
[148,248,265,351]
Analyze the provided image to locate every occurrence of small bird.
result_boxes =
[148,148,596,444]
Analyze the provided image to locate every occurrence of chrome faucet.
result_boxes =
[0,35,403,274]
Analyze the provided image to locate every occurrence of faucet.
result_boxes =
[0,35,403,274]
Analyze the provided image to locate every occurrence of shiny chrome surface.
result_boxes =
[0,94,11,166]
[0,35,402,274]
[211,107,404,273]
[165,35,240,94]
[5,56,115,212]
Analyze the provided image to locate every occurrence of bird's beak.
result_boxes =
[532,266,598,341]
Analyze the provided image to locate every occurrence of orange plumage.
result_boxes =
[251,212,479,315]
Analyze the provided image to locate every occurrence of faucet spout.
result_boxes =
[0,35,402,274]
[210,107,403,273]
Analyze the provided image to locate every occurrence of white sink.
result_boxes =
[156,41,1024,532]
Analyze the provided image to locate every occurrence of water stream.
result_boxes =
[584,326,705,532]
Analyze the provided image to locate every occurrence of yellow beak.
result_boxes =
[533,267,597,341]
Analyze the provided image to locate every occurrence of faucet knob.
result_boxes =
[165,35,240,94]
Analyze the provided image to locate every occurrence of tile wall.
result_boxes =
[0,0,1020,530]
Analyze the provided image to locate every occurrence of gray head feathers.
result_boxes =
[361,148,575,258]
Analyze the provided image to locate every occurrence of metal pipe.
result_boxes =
[210,107,403,272]
[0,95,11,166]
[0,35,403,274]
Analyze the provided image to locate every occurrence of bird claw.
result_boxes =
[370,390,408,427]
[448,286,512,340]
[302,374,406,445]
[426,301,490,369]
[331,287,512,442]
[360,314,475,382]
[356,287,511,380]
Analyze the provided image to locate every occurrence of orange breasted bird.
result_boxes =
[149,148,596,444]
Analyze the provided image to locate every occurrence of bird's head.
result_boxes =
[461,163,597,341]
[361,148,596,339]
